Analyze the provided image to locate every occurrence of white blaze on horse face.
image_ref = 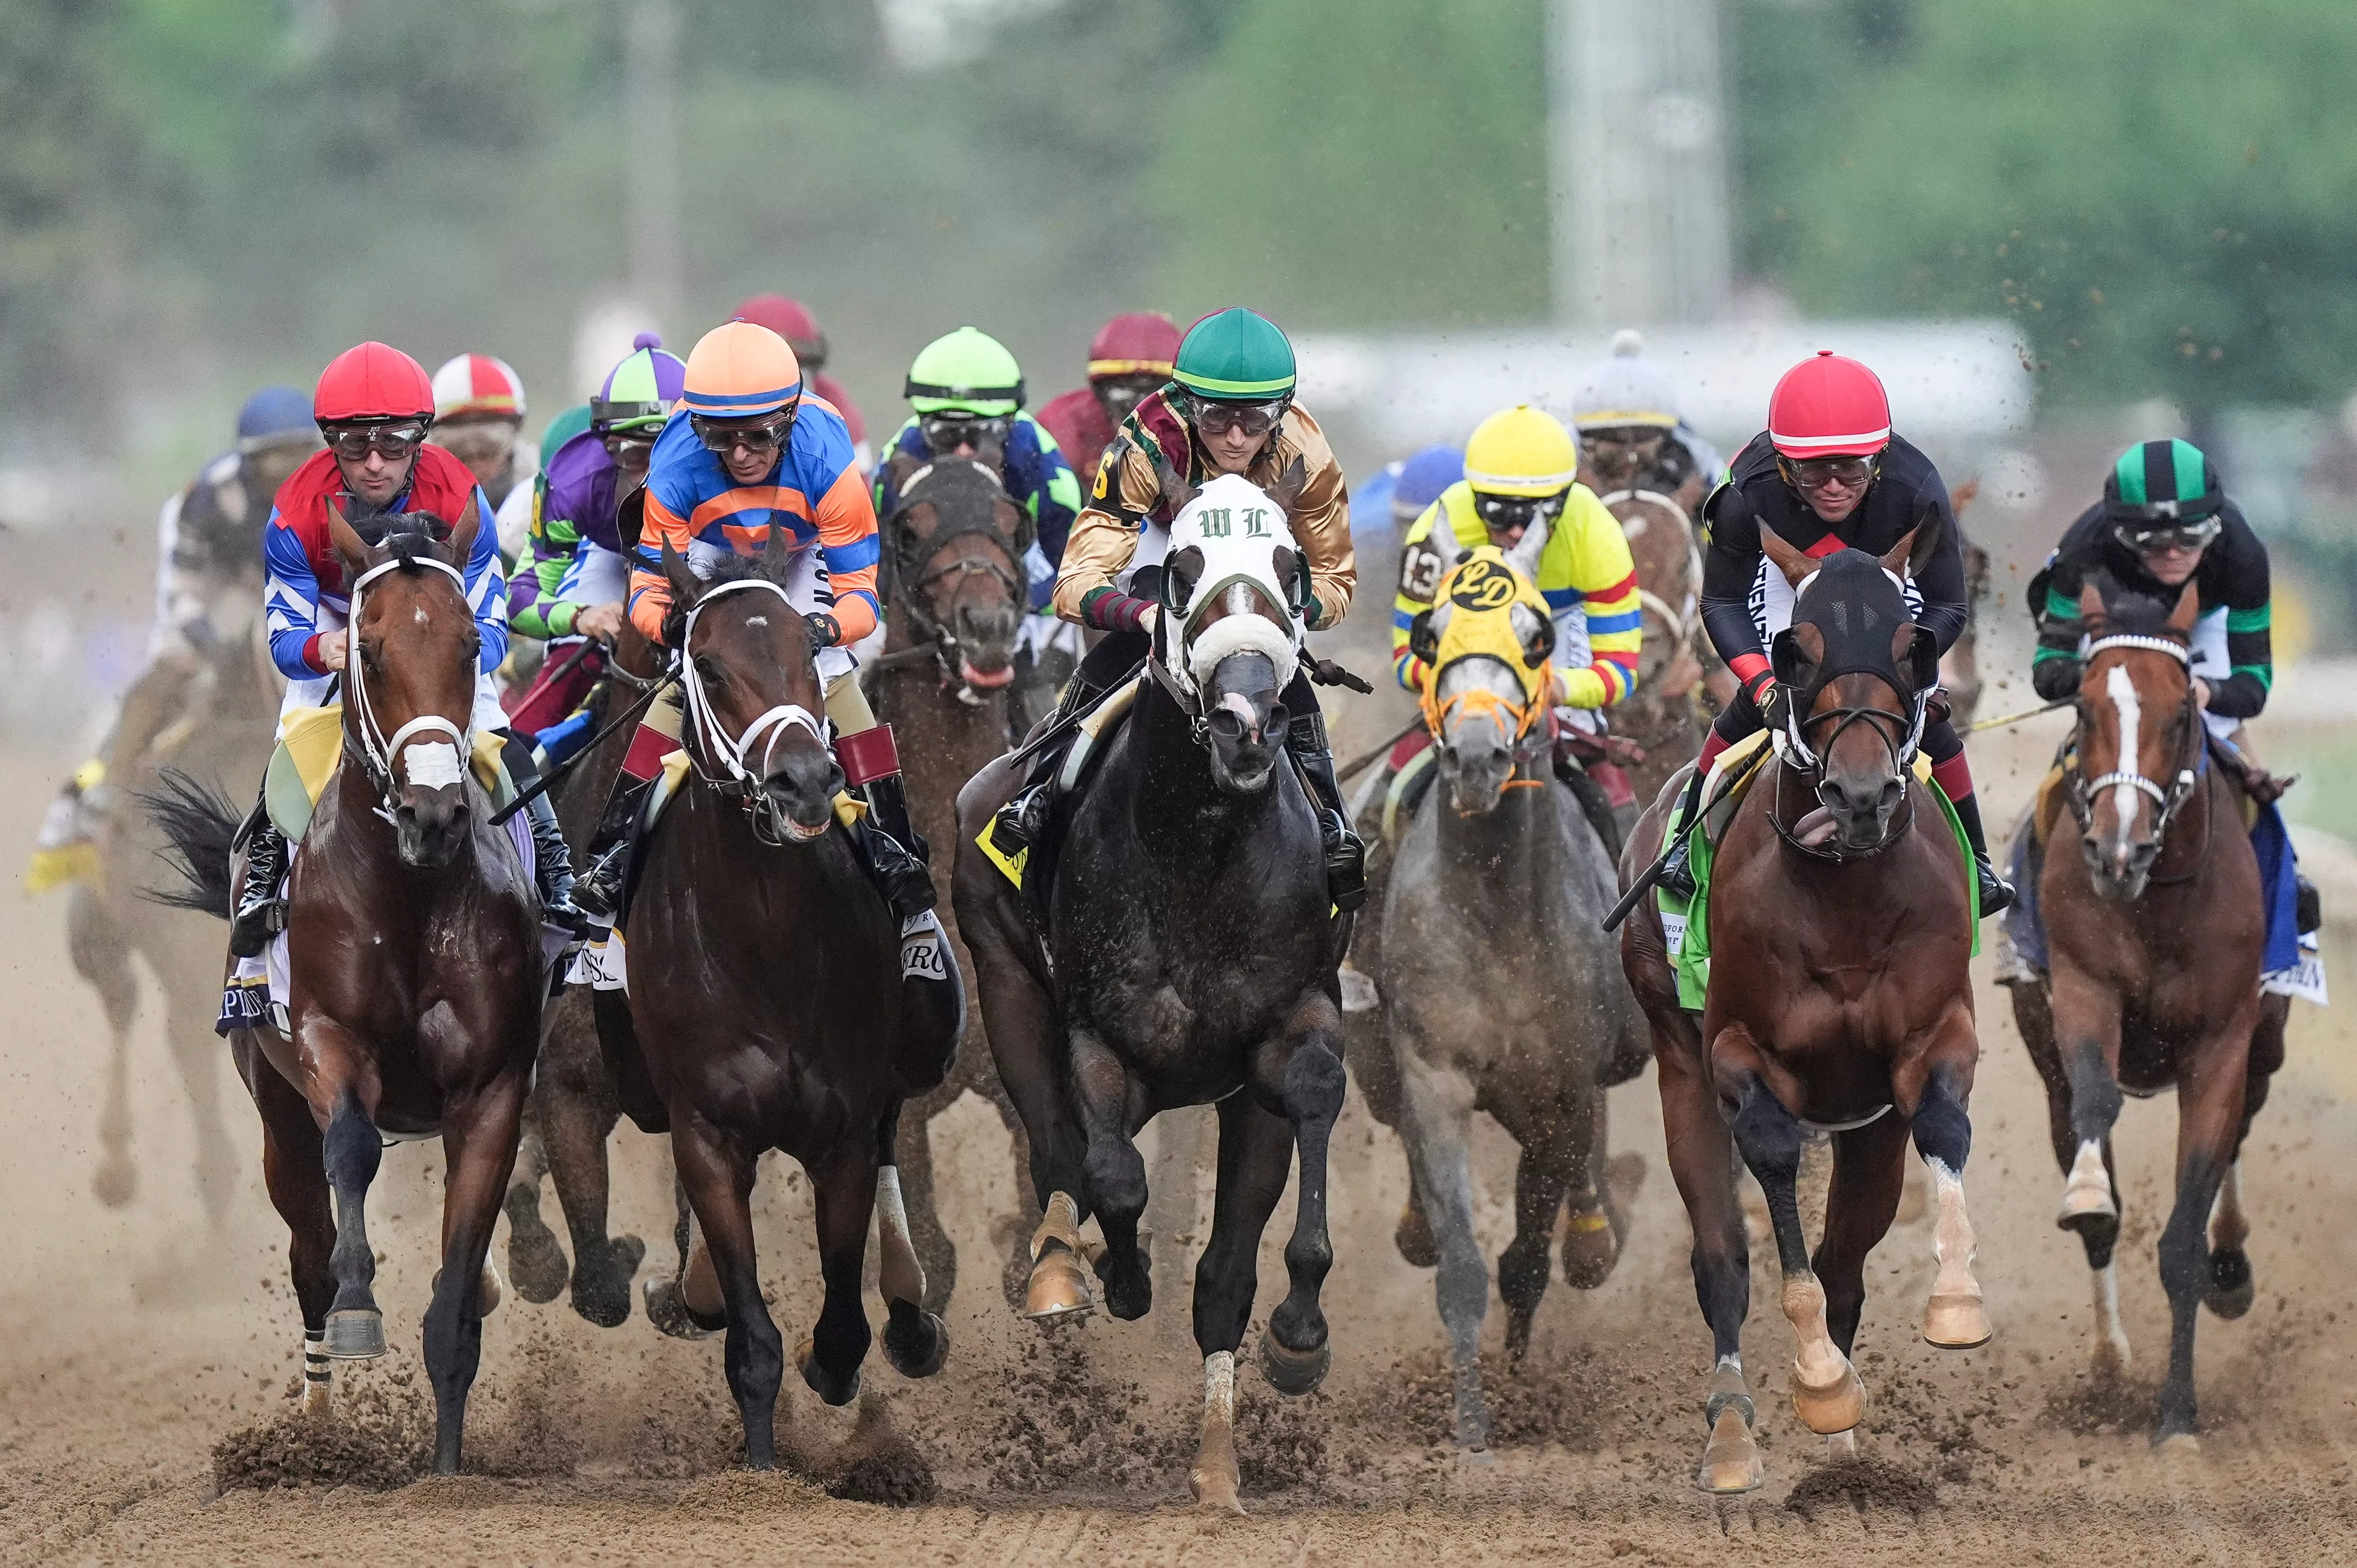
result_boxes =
[2104,662,2144,844]
[404,740,465,791]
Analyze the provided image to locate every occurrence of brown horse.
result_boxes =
[867,453,1037,1311]
[151,500,543,1474]
[2002,575,2284,1447]
[1598,486,1706,808]
[596,534,962,1468]
[1619,519,1991,1494]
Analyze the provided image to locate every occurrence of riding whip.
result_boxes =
[1966,698,2071,733]
[490,664,680,826]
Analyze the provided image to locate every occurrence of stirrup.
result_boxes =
[1975,858,2014,917]
[992,781,1053,856]
[228,892,287,960]
[1321,810,1367,913]
[1655,832,1698,902]
[572,844,627,927]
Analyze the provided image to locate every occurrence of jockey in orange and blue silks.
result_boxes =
[231,341,588,958]
[568,320,942,936]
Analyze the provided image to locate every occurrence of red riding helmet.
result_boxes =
[313,341,435,426]
[1767,351,1892,459]
[1087,311,1182,380]
[732,294,827,367]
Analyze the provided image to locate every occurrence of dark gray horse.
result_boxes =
[1373,523,1647,1456]
[953,474,1351,1512]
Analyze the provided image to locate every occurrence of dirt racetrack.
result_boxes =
[3,707,2354,1566]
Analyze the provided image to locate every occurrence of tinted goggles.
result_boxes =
[1785,454,1879,491]
[919,412,1012,455]
[1472,489,1567,533]
[323,422,428,462]
[689,409,796,456]
[1188,395,1289,439]
[2114,515,2222,554]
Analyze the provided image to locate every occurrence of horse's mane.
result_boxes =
[695,547,792,591]
[355,511,455,569]
[2085,567,2184,637]
[891,457,1010,520]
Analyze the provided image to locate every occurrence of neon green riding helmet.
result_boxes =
[904,327,1025,416]
[1172,307,1296,403]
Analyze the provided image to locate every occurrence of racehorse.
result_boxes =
[867,453,1038,1310]
[595,531,962,1468]
[1598,485,1706,809]
[1377,524,1646,1455]
[1618,518,1992,1494]
[2002,574,2285,1446]
[150,500,543,1474]
[953,474,1351,1513]
[72,580,277,1218]
[497,623,667,1328]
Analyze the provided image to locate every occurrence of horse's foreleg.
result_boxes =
[1259,1024,1345,1397]
[502,1118,568,1304]
[1497,1119,1578,1359]
[249,1041,335,1412]
[1558,1085,1621,1291]
[1728,1067,1861,1437]
[1070,1029,1151,1320]
[1813,1109,1909,1362]
[2050,967,2126,1252]
[1656,1022,1757,1492]
[877,1105,950,1380]
[1188,1091,1295,1514]
[68,889,139,1209]
[2155,1021,2251,1448]
[319,1087,387,1360]
[893,1085,959,1317]
[671,1115,785,1465]
[540,1032,642,1329]
[804,1141,880,1410]
[1908,1064,1994,1350]
[1398,1047,1490,1453]
[2208,994,2289,1323]
[423,1073,527,1475]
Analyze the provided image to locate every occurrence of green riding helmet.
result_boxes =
[2105,437,2223,522]
[1172,306,1296,403]
[905,326,1025,416]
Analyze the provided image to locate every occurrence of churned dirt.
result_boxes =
[4,709,2356,1566]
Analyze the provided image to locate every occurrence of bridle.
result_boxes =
[678,577,831,846]
[1145,581,1302,752]
[2065,631,2204,853]
[1771,650,1932,864]
[877,460,1032,702]
[342,554,475,817]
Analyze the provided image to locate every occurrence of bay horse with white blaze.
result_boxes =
[151,500,542,1475]
[1619,518,1992,1494]
[2003,574,2286,1447]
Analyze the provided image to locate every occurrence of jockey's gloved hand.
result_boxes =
[1305,654,1373,694]
[1743,670,1786,733]
[2032,657,2082,703]
[806,612,843,652]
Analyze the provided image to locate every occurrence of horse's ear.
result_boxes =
[1759,520,1815,588]
[1512,601,1556,669]
[1950,477,1979,517]
[1880,509,1944,581]
[760,519,794,582]
[660,540,702,609]
[442,495,481,567]
[1272,545,1310,618]
[2077,579,2105,629]
[1162,545,1204,619]
[1893,622,1940,693]
[1408,606,1440,668]
[1151,444,1198,515]
[326,498,372,579]
[1771,622,1822,689]
[1268,454,1310,513]
[2168,577,2201,634]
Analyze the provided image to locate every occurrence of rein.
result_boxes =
[2065,632,2206,871]
[880,461,1031,700]
[679,578,830,847]
[343,554,474,816]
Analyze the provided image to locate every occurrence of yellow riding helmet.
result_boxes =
[1463,405,1580,498]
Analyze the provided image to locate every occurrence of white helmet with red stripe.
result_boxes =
[1767,350,1890,459]
[430,353,527,422]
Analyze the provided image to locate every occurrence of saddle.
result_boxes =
[974,673,1143,898]
[264,704,513,840]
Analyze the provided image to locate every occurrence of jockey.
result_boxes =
[28,388,321,892]
[1568,329,1724,503]
[1036,311,1185,488]
[1392,406,1640,718]
[430,353,536,559]
[231,341,585,956]
[875,327,1083,615]
[997,305,1367,910]
[1658,350,2012,914]
[505,335,686,734]
[731,294,871,472]
[570,320,937,926]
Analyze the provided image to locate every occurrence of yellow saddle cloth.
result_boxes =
[265,705,512,840]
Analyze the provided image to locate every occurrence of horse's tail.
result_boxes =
[138,770,241,920]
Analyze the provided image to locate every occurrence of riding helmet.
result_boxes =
[313,342,435,427]
[733,294,828,370]
[680,321,802,419]
[1172,307,1296,403]
[1464,406,1581,498]
[431,353,527,422]
[1086,311,1183,381]
[905,327,1025,417]
[1570,329,1682,432]
[2104,438,2223,522]
[1767,351,1892,459]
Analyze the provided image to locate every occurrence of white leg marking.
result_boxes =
[1923,1158,1993,1347]
[301,1330,333,1414]
[2209,1161,2249,1253]
[876,1165,926,1306]
[2060,1139,2117,1221]
[2091,1262,2132,1375]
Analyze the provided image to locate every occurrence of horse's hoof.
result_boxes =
[798,1335,862,1407]
[1394,1204,1438,1268]
[91,1158,136,1210]
[1560,1206,1620,1290]
[2155,1430,2203,1456]
[504,1188,570,1303]
[1021,1243,1095,1323]
[1095,1248,1152,1321]
[1189,1460,1244,1515]
[1790,1360,1865,1435]
[1696,1406,1765,1494]
[1824,1428,1859,1458]
[2205,1249,2255,1320]
[1923,1290,1993,1349]
[570,1235,645,1329]
[2056,1182,2118,1229]
[643,1278,719,1340]
[323,1309,386,1361]
[1455,1445,1497,1469]
[882,1299,950,1380]
[1257,1330,1331,1397]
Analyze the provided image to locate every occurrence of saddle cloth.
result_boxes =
[973,674,1143,893]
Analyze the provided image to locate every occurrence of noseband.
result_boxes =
[2066,632,2203,845]
[879,462,1032,700]
[343,554,475,817]
[680,578,831,846]
[1771,670,1931,864]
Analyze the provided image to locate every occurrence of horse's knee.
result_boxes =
[1084,1135,1147,1225]
[1729,1080,1801,1184]
[1911,1076,1972,1173]
[1282,1041,1347,1126]
[322,1095,381,1192]
[2063,1041,2123,1143]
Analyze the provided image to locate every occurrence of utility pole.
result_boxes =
[1549,0,1733,327]
[622,0,683,329]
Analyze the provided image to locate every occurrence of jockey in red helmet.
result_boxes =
[1657,351,2011,914]
[229,342,586,955]
[1036,311,1184,489]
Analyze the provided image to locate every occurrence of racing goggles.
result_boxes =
[2114,513,2222,554]
[1187,394,1290,439]
[601,424,662,454]
[919,412,1011,455]
[1471,489,1568,535]
[1785,454,1879,491]
[689,407,797,456]
[323,422,428,462]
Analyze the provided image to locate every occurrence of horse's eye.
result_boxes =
[694,654,725,688]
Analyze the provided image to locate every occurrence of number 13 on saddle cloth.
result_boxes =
[1656,729,1980,1013]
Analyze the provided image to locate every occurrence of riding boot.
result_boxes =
[855,771,940,923]
[2297,874,2321,935]
[1654,767,1709,902]
[521,786,591,937]
[1287,711,1367,914]
[572,774,655,928]
[1948,790,2014,917]
[230,790,291,959]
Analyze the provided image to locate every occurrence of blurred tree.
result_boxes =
[1736,0,2357,411]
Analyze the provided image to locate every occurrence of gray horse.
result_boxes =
[1374,520,1647,1456]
